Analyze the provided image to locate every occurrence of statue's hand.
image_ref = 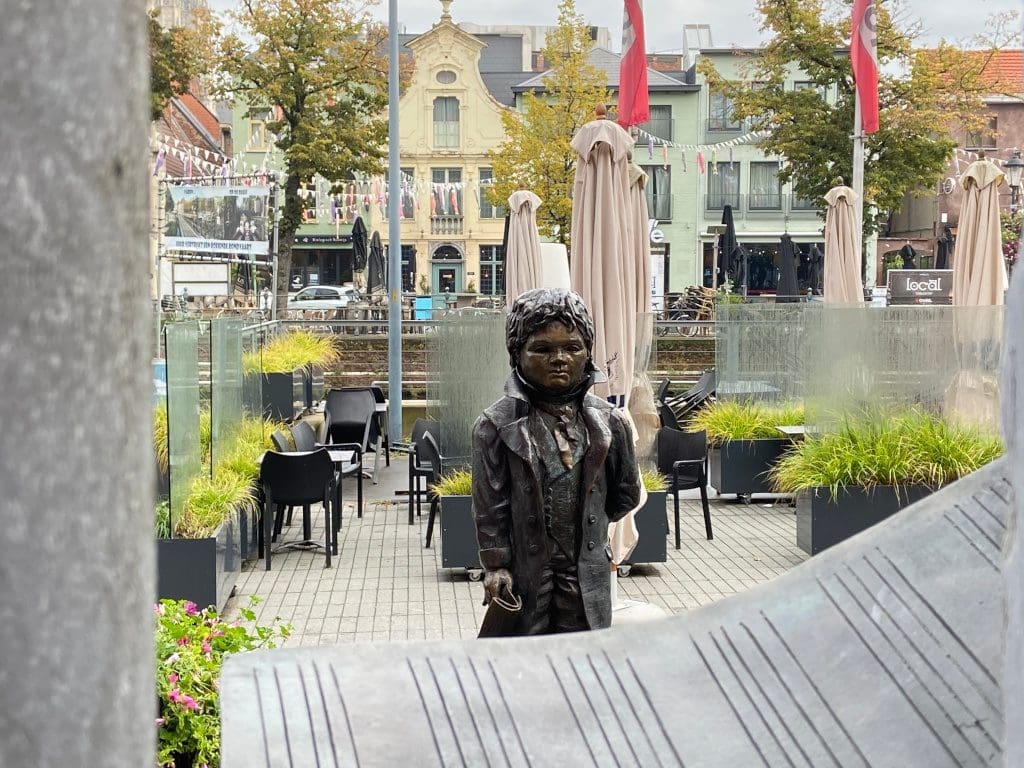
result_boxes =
[482,568,513,606]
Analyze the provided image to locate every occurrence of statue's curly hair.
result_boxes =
[506,288,595,368]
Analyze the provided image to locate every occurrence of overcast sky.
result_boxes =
[210,0,1020,53]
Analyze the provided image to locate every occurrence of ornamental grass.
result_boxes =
[688,400,805,443]
[768,408,1003,498]
[242,329,339,374]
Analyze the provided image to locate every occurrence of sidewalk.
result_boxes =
[224,459,807,644]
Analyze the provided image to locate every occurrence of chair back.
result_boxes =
[655,378,671,405]
[290,420,318,452]
[259,449,334,506]
[270,430,291,453]
[656,427,707,478]
[410,418,440,449]
[421,431,443,479]
[324,388,376,448]
[658,401,681,430]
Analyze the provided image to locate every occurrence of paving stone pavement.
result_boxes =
[223,457,808,645]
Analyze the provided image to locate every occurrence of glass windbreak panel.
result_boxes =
[241,324,263,418]
[165,322,201,537]
[427,309,508,470]
[632,312,658,467]
[804,306,1003,433]
[211,318,245,474]
[714,302,814,407]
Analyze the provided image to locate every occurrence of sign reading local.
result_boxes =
[886,269,953,305]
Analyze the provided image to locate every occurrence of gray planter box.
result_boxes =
[157,508,242,612]
[625,491,667,565]
[796,484,934,556]
[440,495,480,571]
[709,438,790,497]
[258,370,306,421]
[304,366,325,409]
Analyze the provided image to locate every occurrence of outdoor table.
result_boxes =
[258,448,356,537]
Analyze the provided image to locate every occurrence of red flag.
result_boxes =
[617,0,649,128]
[851,0,879,133]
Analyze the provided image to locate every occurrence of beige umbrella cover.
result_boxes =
[953,159,1007,306]
[628,164,653,318]
[504,190,544,305]
[822,185,865,303]
[569,117,637,400]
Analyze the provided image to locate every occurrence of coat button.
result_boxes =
[588,515,596,524]
[527,515,537,525]
[529,543,539,554]
[587,541,595,551]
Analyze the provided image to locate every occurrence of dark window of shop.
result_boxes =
[479,245,505,296]
[401,245,416,292]
[707,163,740,209]
[749,162,782,210]
[641,165,672,220]
[478,168,506,219]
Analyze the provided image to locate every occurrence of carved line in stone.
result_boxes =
[424,656,472,767]
[818,575,984,764]
[690,634,774,767]
[877,550,999,689]
[973,491,1009,533]
[407,657,447,765]
[272,667,294,764]
[465,656,515,767]
[569,654,638,764]
[863,555,1001,714]
[443,657,492,767]
[578,654,642,765]
[943,513,1000,571]
[952,502,1003,552]
[735,620,848,768]
[711,628,804,766]
[623,656,687,766]
[841,564,1001,754]
[322,661,356,767]
[253,668,272,766]
[486,658,532,767]
[595,651,671,767]
[758,612,871,767]
[545,654,601,765]
[296,664,325,768]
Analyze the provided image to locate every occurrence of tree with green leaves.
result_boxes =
[217,0,397,308]
[487,0,611,249]
[149,8,219,120]
[698,0,1016,234]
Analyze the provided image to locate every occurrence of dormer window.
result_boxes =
[436,70,457,85]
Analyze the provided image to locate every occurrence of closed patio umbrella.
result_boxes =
[809,244,824,295]
[351,215,368,293]
[936,226,954,270]
[719,205,747,292]
[569,113,641,401]
[366,231,386,296]
[953,157,1007,306]
[775,233,799,303]
[503,190,544,305]
[822,184,864,303]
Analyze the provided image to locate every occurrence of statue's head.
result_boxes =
[506,288,594,393]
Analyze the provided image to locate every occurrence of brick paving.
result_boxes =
[224,458,808,645]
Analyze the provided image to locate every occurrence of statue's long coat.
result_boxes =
[472,374,642,631]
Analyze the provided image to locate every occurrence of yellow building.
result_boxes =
[367,3,512,298]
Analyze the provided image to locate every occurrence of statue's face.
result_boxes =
[519,321,588,393]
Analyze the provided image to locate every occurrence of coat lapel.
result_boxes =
[498,416,543,486]
[580,400,612,495]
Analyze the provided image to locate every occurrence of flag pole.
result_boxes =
[852,84,867,297]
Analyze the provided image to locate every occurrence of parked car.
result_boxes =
[287,285,359,310]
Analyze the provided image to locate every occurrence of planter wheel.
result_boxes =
[467,568,483,582]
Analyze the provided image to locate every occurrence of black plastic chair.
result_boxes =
[259,449,336,570]
[421,432,443,548]
[290,420,318,452]
[368,386,390,467]
[656,426,712,548]
[323,388,374,518]
[269,430,295,531]
[407,419,440,525]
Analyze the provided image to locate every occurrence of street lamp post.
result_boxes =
[1005,150,1024,213]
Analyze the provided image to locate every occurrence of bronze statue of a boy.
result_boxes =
[472,288,641,635]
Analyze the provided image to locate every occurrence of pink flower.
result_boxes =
[177,637,189,646]
[154,603,166,616]
[180,693,200,711]
[155,718,165,727]
[183,601,199,616]
[165,653,180,664]
[201,642,212,655]
[168,673,179,684]
[168,688,182,703]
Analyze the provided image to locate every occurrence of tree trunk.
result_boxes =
[275,172,303,314]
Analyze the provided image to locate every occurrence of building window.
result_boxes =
[384,167,416,220]
[478,168,506,219]
[636,105,673,144]
[401,245,415,292]
[433,96,460,148]
[641,165,672,220]
[707,163,740,209]
[966,116,998,150]
[248,108,274,151]
[430,167,462,216]
[749,162,782,210]
[436,70,457,85]
[479,245,505,296]
[793,80,828,99]
[708,93,742,132]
